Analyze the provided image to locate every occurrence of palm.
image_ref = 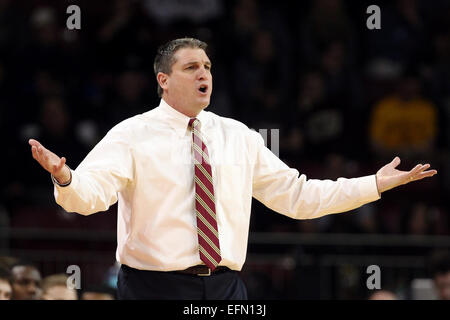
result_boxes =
[376,157,437,193]
[29,139,66,175]
[377,165,406,182]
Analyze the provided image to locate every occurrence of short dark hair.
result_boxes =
[153,37,208,97]
[0,266,12,285]
[10,260,40,271]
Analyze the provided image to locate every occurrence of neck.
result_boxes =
[162,96,203,118]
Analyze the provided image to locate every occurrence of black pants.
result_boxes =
[117,265,248,300]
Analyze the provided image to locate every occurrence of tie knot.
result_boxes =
[189,118,200,130]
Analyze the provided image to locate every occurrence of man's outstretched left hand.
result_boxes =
[376,156,437,194]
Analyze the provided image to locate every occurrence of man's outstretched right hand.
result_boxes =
[29,139,71,185]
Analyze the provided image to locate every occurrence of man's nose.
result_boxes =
[27,283,37,293]
[197,67,208,80]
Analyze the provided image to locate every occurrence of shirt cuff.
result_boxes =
[51,165,73,187]
[358,174,381,203]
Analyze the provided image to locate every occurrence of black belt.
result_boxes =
[176,265,230,276]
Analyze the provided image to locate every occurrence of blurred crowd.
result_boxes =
[0,0,449,299]
[1,249,448,300]
[0,255,118,300]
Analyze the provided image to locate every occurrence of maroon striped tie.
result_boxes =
[189,118,221,270]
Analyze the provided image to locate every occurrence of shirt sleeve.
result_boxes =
[53,124,134,215]
[251,133,380,219]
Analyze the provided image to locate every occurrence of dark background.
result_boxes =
[0,0,449,299]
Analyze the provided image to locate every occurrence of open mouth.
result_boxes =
[198,84,208,94]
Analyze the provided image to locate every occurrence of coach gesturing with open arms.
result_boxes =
[28,37,437,300]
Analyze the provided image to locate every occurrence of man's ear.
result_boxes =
[157,72,169,91]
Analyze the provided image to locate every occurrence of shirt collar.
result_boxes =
[158,98,210,138]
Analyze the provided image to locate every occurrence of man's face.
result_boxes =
[159,48,213,116]
[435,272,450,300]
[11,266,42,300]
[0,279,12,300]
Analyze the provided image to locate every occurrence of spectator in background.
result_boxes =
[0,267,13,300]
[18,6,68,82]
[364,0,428,68]
[12,95,88,206]
[402,202,430,235]
[229,0,293,126]
[230,0,260,48]
[399,202,447,236]
[37,96,86,164]
[40,274,78,300]
[97,0,140,44]
[81,285,115,300]
[368,289,399,300]
[10,69,64,141]
[229,0,291,60]
[232,29,287,128]
[369,69,438,158]
[95,0,156,77]
[429,250,450,300]
[283,71,347,161]
[298,0,356,66]
[320,40,363,110]
[0,256,19,271]
[284,39,366,160]
[106,69,151,129]
[10,262,42,300]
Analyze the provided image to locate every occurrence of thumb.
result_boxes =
[52,157,66,174]
[391,156,401,168]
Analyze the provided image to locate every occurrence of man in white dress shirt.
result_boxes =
[28,38,437,299]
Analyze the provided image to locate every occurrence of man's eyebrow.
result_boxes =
[183,61,212,67]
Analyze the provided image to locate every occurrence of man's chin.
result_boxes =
[198,98,210,110]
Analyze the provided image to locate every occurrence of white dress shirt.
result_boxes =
[53,99,381,271]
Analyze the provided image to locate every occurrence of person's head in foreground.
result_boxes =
[430,250,450,300]
[368,289,398,300]
[154,37,212,118]
[10,262,42,300]
[0,267,13,300]
[40,273,78,300]
[81,285,115,300]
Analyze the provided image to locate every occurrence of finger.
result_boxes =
[37,145,48,159]
[410,169,437,182]
[413,170,438,181]
[406,164,422,179]
[410,164,423,175]
[414,165,430,175]
[391,156,401,168]
[413,164,431,176]
[28,139,42,148]
[32,146,44,163]
[31,146,39,160]
[55,157,66,172]
[32,146,48,170]
[406,164,428,183]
